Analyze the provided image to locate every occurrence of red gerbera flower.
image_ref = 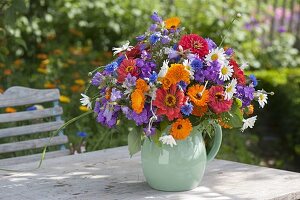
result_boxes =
[117,59,139,83]
[208,86,233,114]
[178,34,209,58]
[230,59,246,85]
[153,84,185,121]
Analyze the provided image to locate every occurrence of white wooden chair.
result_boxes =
[0,86,69,166]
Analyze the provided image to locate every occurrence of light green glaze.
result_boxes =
[141,124,222,191]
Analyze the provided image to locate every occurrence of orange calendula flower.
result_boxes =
[218,117,232,129]
[5,107,17,113]
[44,82,56,89]
[165,63,190,85]
[37,53,48,60]
[59,95,71,103]
[131,89,145,114]
[170,118,193,140]
[187,84,209,107]
[136,79,149,92]
[164,17,181,29]
[192,104,208,117]
[161,77,172,90]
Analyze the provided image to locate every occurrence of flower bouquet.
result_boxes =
[79,12,272,191]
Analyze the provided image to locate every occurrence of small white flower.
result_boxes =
[205,47,227,65]
[112,41,133,56]
[80,93,92,109]
[219,63,234,81]
[183,59,194,79]
[241,116,257,132]
[157,60,169,78]
[237,13,242,18]
[224,78,237,100]
[255,90,268,108]
[159,135,177,147]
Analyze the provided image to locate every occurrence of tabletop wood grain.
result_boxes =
[0,146,299,200]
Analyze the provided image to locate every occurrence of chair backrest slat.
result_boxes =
[0,106,63,123]
[0,121,64,139]
[0,86,60,107]
[0,135,68,154]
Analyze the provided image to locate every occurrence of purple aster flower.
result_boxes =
[139,43,147,51]
[139,61,156,79]
[136,35,146,41]
[162,29,169,35]
[161,36,171,44]
[123,74,137,88]
[167,48,179,59]
[225,48,234,56]
[149,24,158,32]
[143,127,156,136]
[149,33,160,45]
[205,38,217,50]
[149,71,158,83]
[151,12,162,23]
[136,58,145,68]
[121,106,133,120]
[141,50,151,60]
[104,62,118,74]
[91,72,104,86]
[249,74,258,87]
[181,102,193,116]
[235,85,255,107]
[110,88,122,101]
[191,58,203,71]
[131,106,150,126]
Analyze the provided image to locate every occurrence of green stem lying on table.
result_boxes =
[0,110,94,172]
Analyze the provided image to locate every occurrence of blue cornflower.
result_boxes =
[178,81,187,91]
[136,35,146,41]
[77,131,88,138]
[104,62,118,74]
[149,33,160,45]
[181,103,194,116]
[149,71,158,83]
[191,58,203,71]
[115,55,125,65]
[249,74,258,87]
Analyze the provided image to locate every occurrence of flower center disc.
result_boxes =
[192,41,203,49]
[165,94,177,107]
[211,54,219,61]
[221,66,228,75]
[126,66,134,73]
[215,92,224,101]
[177,124,183,129]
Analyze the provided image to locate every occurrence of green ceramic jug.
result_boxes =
[141,123,222,191]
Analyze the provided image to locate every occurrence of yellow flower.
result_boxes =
[75,79,85,86]
[164,17,181,29]
[79,106,89,112]
[41,59,50,65]
[38,67,48,74]
[59,95,71,103]
[5,107,17,113]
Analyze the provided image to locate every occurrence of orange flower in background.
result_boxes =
[192,104,208,117]
[59,95,71,103]
[37,53,48,60]
[67,59,76,65]
[41,59,50,65]
[5,107,17,113]
[0,63,5,68]
[47,33,56,40]
[71,85,84,93]
[4,69,12,75]
[136,79,149,92]
[165,64,190,85]
[69,28,83,37]
[187,84,209,107]
[13,59,23,67]
[0,87,4,94]
[161,77,172,90]
[53,49,63,55]
[164,17,181,29]
[44,82,56,89]
[131,89,145,114]
[170,118,193,140]
[218,117,232,129]
[75,79,85,86]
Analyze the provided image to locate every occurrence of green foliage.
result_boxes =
[128,127,142,157]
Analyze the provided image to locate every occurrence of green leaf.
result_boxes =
[159,120,169,132]
[128,127,141,157]
[221,100,243,128]
[151,129,162,147]
[15,38,27,50]
[11,0,27,13]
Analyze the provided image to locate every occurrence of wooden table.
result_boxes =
[1,146,299,200]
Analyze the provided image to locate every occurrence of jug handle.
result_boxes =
[207,123,222,163]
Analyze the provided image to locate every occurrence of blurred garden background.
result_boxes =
[0,0,299,172]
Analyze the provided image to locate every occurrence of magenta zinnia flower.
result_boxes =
[208,86,233,114]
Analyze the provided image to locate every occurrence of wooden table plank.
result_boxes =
[0,146,299,200]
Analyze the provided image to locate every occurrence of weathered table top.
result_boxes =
[0,146,299,200]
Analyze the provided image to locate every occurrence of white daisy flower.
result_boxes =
[112,41,133,56]
[159,135,177,147]
[205,47,227,65]
[219,63,234,81]
[241,116,257,132]
[255,90,268,108]
[157,60,169,78]
[183,59,194,79]
[224,78,237,100]
[80,93,92,109]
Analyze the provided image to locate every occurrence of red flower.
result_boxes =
[230,59,246,85]
[178,34,209,58]
[153,84,185,121]
[208,86,233,114]
[117,59,140,83]
[125,45,141,59]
